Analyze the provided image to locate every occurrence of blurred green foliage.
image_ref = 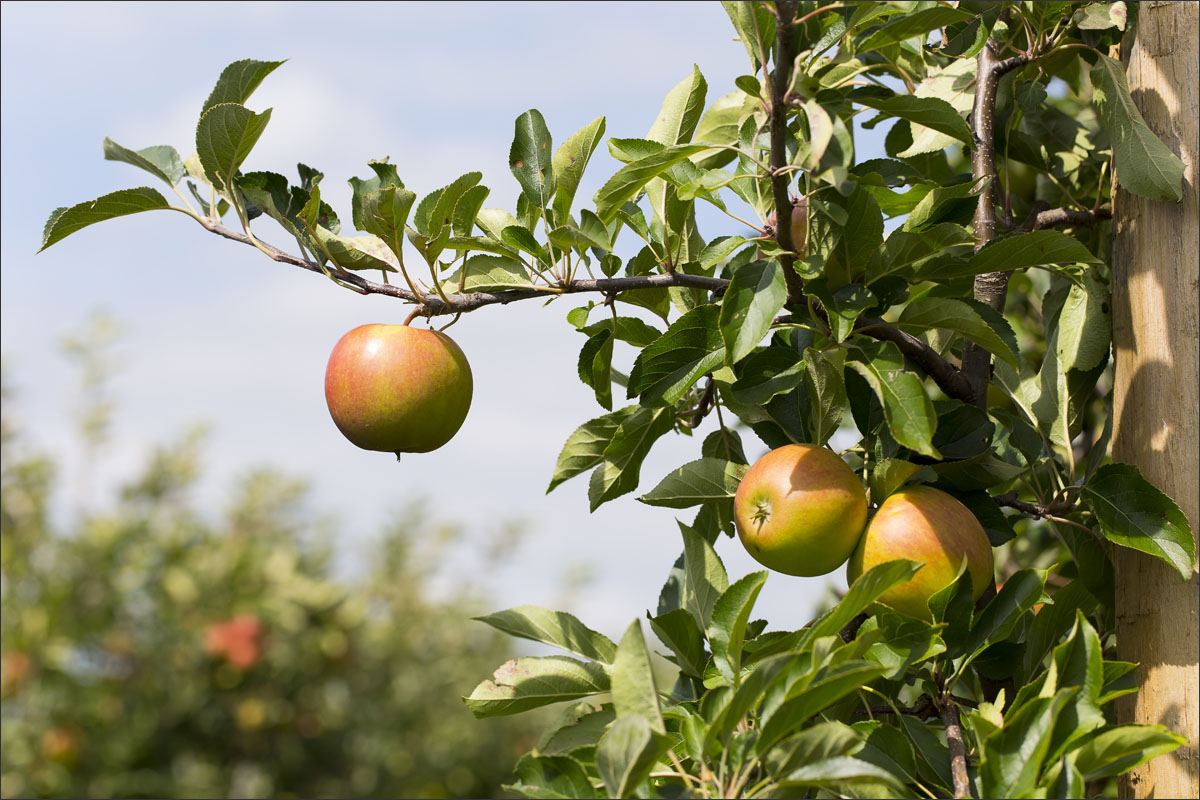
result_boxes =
[0,337,542,798]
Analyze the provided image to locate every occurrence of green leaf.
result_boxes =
[707,654,801,752]
[898,715,954,794]
[40,188,176,251]
[588,407,675,510]
[759,662,888,752]
[648,608,707,678]
[723,1,775,71]
[839,188,884,273]
[804,348,849,446]
[201,59,284,115]
[1083,463,1196,579]
[578,328,615,410]
[464,656,610,718]
[869,223,974,282]
[979,690,1075,799]
[510,109,556,210]
[501,224,550,265]
[708,571,768,684]
[347,160,405,231]
[963,569,1048,662]
[475,606,618,664]
[1055,271,1111,373]
[195,102,273,192]
[808,560,922,645]
[693,91,751,168]
[611,621,665,734]
[681,521,729,630]
[310,228,398,272]
[594,144,709,222]
[720,260,788,364]
[807,280,877,342]
[864,609,947,679]
[548,407,638,493]
[647,65,707,147]
[102,138,185,186]
[846,340,939,457]
[1075,1,1128,31]
[764,720,863,777]
[968,230,1100,276]
[778,756,906,792]
[901,57,977,156]
[869,459,922,506]
[896,297,1019,366]
[1091,54,1185,202]
[508,753,598,799]
[730,346,805,405]
[1045,613,1106,763]
[1069,724,1186,781]
[903,178,989,233]
[476,207,521,241]
[552,116,606,220]
[537,702,615,756]
[931,403,996,461]
[856,6,972,51]
[853,93,973,148]
[581,317,663,348]
[458,254,534,292]
[640,458,746,509]
[361,186,418,264]
[595,715,666,799]
[627,305,725,406]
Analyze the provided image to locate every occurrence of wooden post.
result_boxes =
[1111,2,1199,798]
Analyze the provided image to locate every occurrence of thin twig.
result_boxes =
[767,0,804,307]
[992,491,1075,517]
[202,221,724,315]
[939,697,972,799]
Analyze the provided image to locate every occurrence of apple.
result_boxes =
[733,444,868,576]
[325,324,473,455]
[765,197,808,253]
[847,485,994,619]
[205,614,264,669]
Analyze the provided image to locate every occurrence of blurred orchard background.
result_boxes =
[1,2,883,796]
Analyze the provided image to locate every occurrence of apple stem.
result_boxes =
[403,307,425,327]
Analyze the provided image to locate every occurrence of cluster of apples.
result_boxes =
[734,444,994,618]
[321,324,993,619]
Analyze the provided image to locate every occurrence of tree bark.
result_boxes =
[1112,3,1199,798]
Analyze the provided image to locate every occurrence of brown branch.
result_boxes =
[939,697,972,799]
[856,317,980,403]
[775,310,979,404]
[961,42,1009,400]
[677,379,716,429]
[838,612,869,643]
[992,491,1074,518]
[768,0,804,306]
[1028,205,1113,231]
[202,221,725,315]
[853,693,940,720]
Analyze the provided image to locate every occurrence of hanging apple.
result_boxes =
[324,324,473,455]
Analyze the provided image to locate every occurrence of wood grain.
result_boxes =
[1112,3,1199,797]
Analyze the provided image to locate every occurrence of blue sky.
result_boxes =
[2,2,877,641]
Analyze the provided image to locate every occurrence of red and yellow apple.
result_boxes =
[734,444,868,576]
[847,485,994,619]
[325,324,473,455]
[204,614,264,669]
